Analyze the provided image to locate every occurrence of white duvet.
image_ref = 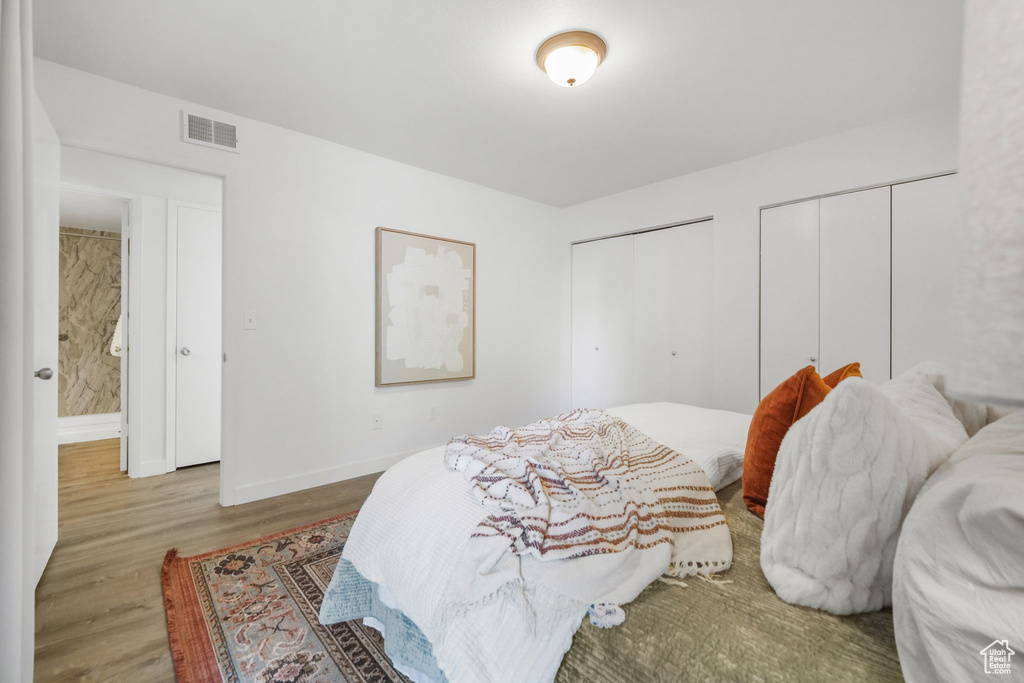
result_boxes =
[338,403,751,683]
[761,363,969,614]
[893,411,1024,682]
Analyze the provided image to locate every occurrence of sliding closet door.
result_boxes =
[572,236,634,408]
[819,187,891,382]
[633,222,714,406]
[760,199,819,397]
[892,174,961,375]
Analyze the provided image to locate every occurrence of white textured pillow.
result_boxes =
[890,360,1012,437]
[760,373,968,615]
[878,364,971,455]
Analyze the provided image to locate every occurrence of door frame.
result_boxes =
[165,199,223,473]
[56,138,232,505]
[59,182,139,476]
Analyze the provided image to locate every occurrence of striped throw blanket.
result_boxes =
[444,409,731,574]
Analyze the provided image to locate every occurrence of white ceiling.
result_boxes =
[60,191,125,233]
[34,1,963,207]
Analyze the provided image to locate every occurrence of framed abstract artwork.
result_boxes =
[375,227,476,386]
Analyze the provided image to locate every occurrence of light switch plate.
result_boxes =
[243,311,257,330]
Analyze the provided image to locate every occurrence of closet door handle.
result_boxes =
[35,368,54,380]
[809,356,817,363]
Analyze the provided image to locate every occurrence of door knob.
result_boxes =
[594,346,599,351]
[180,347,191,356]
[809,356,817,363]
[671,351,677,356]
[35,368,53,380]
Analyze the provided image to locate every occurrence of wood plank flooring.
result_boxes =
[34,439,381,681]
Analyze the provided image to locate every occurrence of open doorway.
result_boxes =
[57,147,223,483]
[56,190,127,469]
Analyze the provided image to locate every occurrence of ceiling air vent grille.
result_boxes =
[182,111,239,152]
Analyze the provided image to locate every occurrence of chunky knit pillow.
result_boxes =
[760,372,968,615]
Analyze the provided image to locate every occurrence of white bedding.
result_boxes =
[893,410,1024,682]
[606,402,752,491]
[337,402,751,683]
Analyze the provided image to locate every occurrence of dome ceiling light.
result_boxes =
[536,30,607,88]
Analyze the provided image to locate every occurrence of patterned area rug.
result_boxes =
[162,512,409,683]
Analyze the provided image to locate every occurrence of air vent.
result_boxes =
[182,111,239,152]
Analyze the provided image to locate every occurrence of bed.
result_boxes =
[322,402,902,682]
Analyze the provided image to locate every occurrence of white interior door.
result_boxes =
[119,202,129,473]
[32,97,61,582]
[633,222,714,406]
[819,187,891,383]
[173,204,222,468]
[892,174,961,376]
[572,236,634,409]
[760,199,820,397]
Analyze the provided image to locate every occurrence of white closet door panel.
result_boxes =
[633,222,713,406]
[819,187,891,383]
[892,174,961,376]
[572,236,634,409]
[760,199,819,398]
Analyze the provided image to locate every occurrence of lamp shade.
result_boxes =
[536,31,607,88]
[542,45,601,88]
[951,0,1024,406]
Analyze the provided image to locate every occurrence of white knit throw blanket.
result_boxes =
[444,409,732,574]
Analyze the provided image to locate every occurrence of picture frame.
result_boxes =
[375,226,476,386]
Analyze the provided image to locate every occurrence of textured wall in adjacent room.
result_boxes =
[58,227,121,416]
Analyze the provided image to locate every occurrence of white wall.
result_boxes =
[559,102,960,414]
[63,146,222,203]
[35,59,565,504]
[61,146,223,476]
[34,57,960,504]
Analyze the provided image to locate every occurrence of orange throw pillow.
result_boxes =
[742,366,831,518]
[822,362,862,388]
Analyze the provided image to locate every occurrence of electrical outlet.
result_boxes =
[372,413,383,430]
[429,406,437,420]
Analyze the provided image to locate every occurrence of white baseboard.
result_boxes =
[58,413,121,445]
[133,459,169,478]
[231,446,434,506]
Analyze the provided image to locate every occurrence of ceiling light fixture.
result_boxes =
[536,30,607,88]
